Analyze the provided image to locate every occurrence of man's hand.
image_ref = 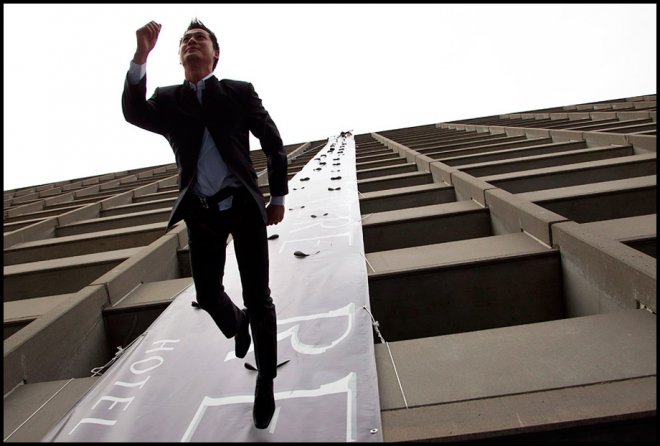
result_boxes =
[133,21,161,65]
[266,204,285,226]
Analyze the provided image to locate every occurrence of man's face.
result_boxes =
[179,28,219,70]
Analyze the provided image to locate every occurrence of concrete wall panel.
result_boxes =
[552,221,656,316]
[450,171,495,206]
[368,253,564,341]
[3,286,112,394]
[92,226,186,306]
[485,188,568,245]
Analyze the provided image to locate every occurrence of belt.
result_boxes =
[192,186,243,210]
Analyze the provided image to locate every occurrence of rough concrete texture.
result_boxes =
[3,96,655,442]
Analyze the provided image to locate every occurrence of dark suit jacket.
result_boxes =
[122,74,288,230]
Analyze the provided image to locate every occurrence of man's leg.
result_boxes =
[230,193,277,379]
[230,191,278,429]
[186,212,245,339]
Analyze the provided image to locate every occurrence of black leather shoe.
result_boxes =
[235,309,251,359]
[253,377,275,429]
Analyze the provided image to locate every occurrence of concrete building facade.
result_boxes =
[4,94,656,441]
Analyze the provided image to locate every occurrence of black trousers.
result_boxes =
[184,188,277,379]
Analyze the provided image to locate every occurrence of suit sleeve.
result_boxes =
[245,83,289,198]
[122,73,167,136]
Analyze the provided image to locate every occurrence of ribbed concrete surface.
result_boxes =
[3,96,656,441]
[376,310,655,440]
[4,377,100,442]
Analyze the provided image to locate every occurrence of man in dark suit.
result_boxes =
[122,19,287,429]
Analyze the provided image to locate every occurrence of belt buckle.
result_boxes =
[199,196,209,209]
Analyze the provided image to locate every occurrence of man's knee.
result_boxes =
[245,298,275,317]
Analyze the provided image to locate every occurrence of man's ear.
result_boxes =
[214,49,220,61]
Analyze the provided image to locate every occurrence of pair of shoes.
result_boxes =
[253,377,275,429]
[235,309,251,359]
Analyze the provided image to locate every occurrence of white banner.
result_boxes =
[44,134,383,442]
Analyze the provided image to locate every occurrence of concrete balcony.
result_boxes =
[367,232,564,341]
[359,183,456,214]
[483,153,657,193]
[358,171,434,193]
[4,247,144,301]
[56,208,171,237]
[377,309,655,441]
[362,200,491,252]
[519,175,656,223]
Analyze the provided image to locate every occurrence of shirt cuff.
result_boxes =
[128,60,147,85]
[269,195,285,206]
